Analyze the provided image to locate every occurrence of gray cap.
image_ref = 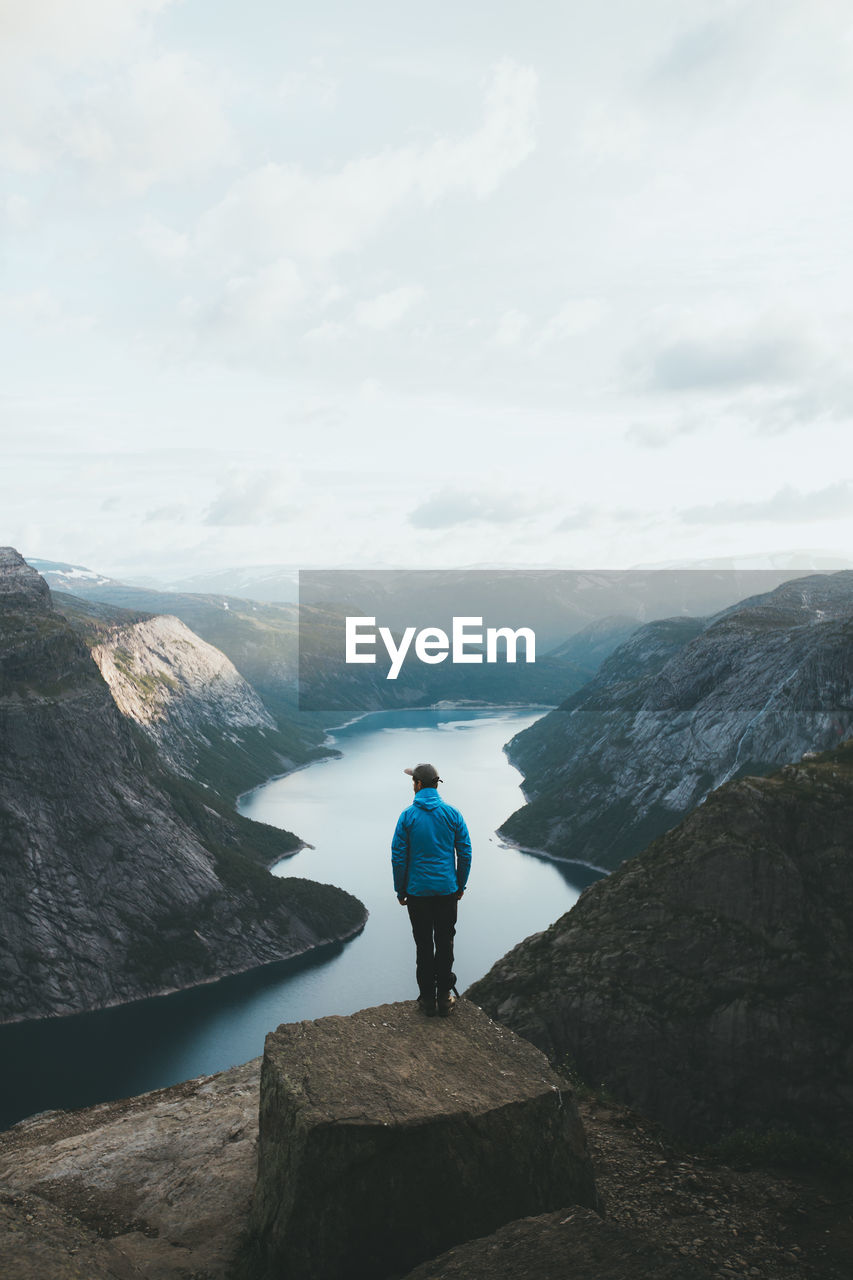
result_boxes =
[404,763,442,786]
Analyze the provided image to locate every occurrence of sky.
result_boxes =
[2,0,852,581]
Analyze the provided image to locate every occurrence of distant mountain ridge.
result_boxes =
[0,548,366,1023]
[499,571,853,869]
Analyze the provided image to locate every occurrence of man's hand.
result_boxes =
[397,894,408,905]
[456,888,465,900]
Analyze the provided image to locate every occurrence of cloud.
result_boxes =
[651,331,807,391]
[556,505,598,532]
[0,0,174,67]
[203,472,300,526]
[532,299,606,350]
[277,62,338,111]
[195,59,538,267]
[680,481,853,526]
[649,17,742,89]
[624,415,703,449]
[195,259,305,339]
[355,286,425,331]
[0,288,92,334]
[493,309,530,347]
[409,488,541,529]
[137,216,189,262]
[60,52,237,191]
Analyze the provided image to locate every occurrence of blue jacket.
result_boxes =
[391,788,472,898]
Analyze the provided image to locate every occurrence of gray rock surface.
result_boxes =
[0,547,366,1022]
[470,741,853,1144]
[397,1206,714,1280]
[243,998,599,1280]
[91,614,275,754]
[86,611,306,803]
[0,1060,261,1279]
[501,570,853,869]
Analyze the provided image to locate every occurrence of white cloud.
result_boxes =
[533,299,607,349]
[409,487,543,529]
[137,217,189,262]
[0,288,92,334]
[58,52,237,192]
[204,259,306,335]
[203,471,302,527]
[0,0,174,67]
[4,194,31,229]
[355,286,425,331]
[680,482,853,527]
[493,309,530,347]
[195,59,538,268]
[277,62,338,111]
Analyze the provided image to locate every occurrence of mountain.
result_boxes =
[499,570,853,869]
[32,565,332,764]
[54,595,316,802]
[0,548,366,1023]
[469,740,853,1146]
[165,564,300,602]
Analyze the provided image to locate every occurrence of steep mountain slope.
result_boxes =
[0,549,366,1023]
[469,740,853,1145]
[53,595,308,802]
[33,565,327,757]
[500,571,853,869]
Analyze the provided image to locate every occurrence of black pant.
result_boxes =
[406,894,458,999]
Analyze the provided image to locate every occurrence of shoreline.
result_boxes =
[494,830,611,878]
[241,702,556,868]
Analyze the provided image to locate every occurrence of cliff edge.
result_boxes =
[470,741,853,1146]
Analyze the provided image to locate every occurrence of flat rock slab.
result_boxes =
[0,1060,261,1279]
[243,998,599,1280]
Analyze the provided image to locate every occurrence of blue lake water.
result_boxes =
[0,707,601,1130]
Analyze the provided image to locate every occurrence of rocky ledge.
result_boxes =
[242,998,598,1280]
[2,1048,850,1279]
[470,741,853,1146]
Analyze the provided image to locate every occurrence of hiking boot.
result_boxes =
[437,990,456,1017]
[417,995,437,1017]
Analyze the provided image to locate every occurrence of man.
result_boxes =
[391,762,472,1017]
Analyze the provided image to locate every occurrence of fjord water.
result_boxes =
[1,707,599,1129]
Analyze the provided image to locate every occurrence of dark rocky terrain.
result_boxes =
[243,999,598,1280]
[500,570,853,868]
[0,548,366,1023]
[2,1044,849,1279]
[470,739,853,1147]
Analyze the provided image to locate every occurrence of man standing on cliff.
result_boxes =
[391,763,472,1018]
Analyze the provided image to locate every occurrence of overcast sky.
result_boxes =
[2,0,852,580]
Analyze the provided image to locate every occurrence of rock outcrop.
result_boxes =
[0,1059,261,1279]
[500,570,853,868]
[2,1031,849,1279]
[0,548,366,1022]
[242,999,599,1280]
[470,741,853,1145]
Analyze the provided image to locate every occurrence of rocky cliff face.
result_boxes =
[0,548,366,1023]
[469,740,853,1145]
[84,612,301,801]
[501,571,853,869]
